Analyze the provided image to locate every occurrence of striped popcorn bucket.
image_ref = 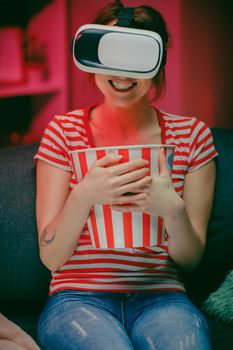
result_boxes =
[71,145,174,249]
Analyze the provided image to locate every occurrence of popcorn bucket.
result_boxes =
[71,145,175,249]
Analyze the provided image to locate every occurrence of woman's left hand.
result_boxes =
[111,148,180,218]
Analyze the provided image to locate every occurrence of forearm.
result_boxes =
[164,197,205,271]
[39,182,92,272]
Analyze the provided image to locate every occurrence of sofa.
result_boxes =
[0,128,232,349]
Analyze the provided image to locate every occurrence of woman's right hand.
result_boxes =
[76,153,152,206]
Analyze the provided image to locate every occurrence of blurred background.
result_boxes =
[0,0,232,148]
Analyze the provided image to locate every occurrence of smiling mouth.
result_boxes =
[109,80,137,92]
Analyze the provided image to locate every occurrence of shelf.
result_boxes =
[0,0,69,147]
[0,0,67,100]
[0,81,61,98]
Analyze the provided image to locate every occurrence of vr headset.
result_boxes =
[72,8,165,79]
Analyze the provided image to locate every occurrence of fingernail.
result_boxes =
[160,147,165,155]
[111,154,123,159]
[141,159,149,164]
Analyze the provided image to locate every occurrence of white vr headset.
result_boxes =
[72,8,165,79]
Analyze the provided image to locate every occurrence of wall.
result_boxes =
[70,0,233,128]
[29,0,69,137]
[1,0,232,147]
[181,0,233,127]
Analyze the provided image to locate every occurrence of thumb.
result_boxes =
[95,153,123,167]
[158,148,170,177]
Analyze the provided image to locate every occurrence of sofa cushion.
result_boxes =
[184,128,233,304]
[0,144,50,302]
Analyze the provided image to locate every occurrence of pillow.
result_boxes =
[202,269,233,325]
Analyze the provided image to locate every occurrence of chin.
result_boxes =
[109,96,140,109]
[112,101,132,108]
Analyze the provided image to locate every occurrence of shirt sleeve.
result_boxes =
[34,115,72,172]
[188,119,218,173]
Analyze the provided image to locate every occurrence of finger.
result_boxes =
[132,200,146,206]
[119,176,152,195]
[116,167,150,186]
[158,148,170,177]
[111,158,149,176]
[113,192,148,205]
[94,153,123,167]
[111,204,144,213]
[125,185,151,194]
[111,205,136,212]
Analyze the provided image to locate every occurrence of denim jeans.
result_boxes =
[37,290,212,350]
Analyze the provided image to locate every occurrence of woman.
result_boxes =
[35,1,217,349]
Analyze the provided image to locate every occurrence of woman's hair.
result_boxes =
[91,0,171,100]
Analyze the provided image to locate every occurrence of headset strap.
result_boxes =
[115,8,135,27]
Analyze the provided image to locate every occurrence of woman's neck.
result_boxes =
[89,99,162,146]
[92,99,157,134]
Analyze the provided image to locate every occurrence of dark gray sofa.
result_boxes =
[0,128,233,349]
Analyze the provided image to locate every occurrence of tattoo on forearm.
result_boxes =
[40,227,56,247]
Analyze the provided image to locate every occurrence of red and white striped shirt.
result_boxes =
[34,107,218,294]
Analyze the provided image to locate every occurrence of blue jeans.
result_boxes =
[37,290,212,350]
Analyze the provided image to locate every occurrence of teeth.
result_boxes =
[111,81,135,90]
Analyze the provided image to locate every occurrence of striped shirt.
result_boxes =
[34,106,218,294]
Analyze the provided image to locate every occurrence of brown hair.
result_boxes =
[91,0,171,100]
